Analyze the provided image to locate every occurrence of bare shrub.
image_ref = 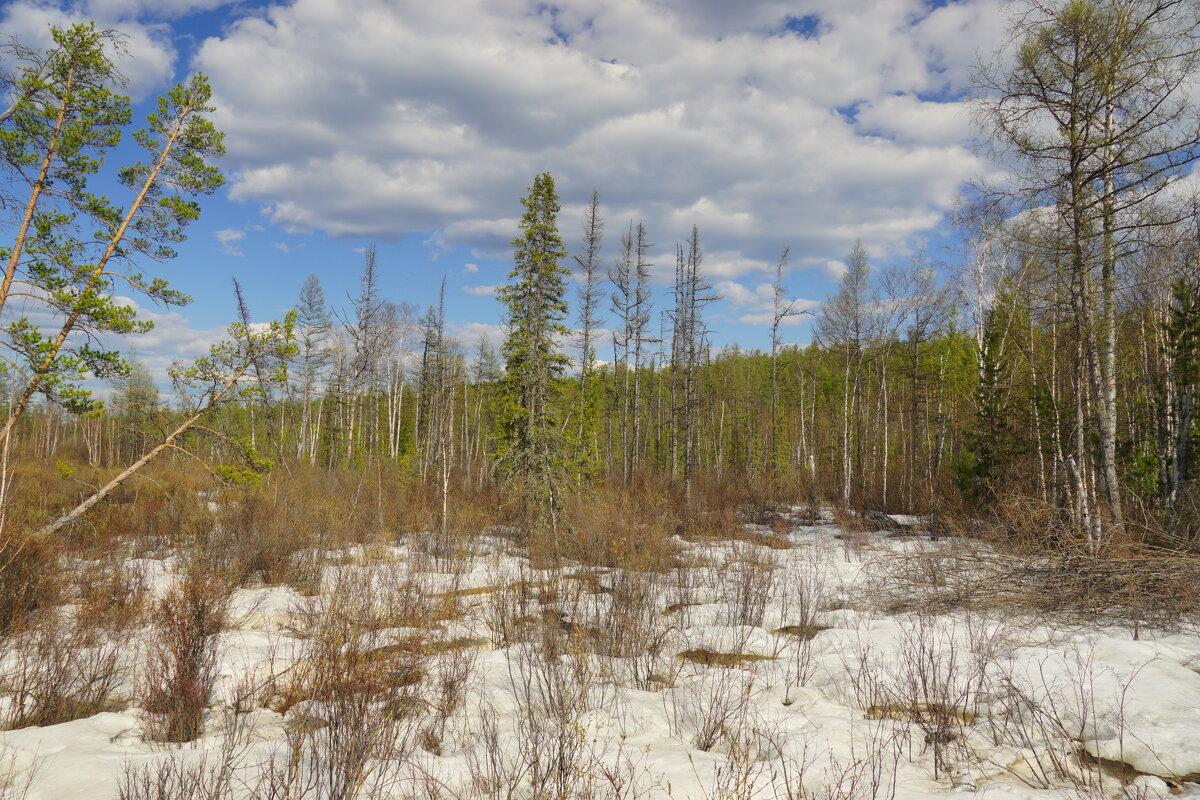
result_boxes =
[591,567,678,690]
[667,664,760,753]
[982,644,1148,793]
[888,616,987,780]
[141,563,232,743]
[505,627,608,800]
[411,500,492,575]
[766,729,816,800]
[561,483,680,572]
[460,695,662,800]
[777,553,829,701]
[841,614,993,782]
[113,725,250,800]
[255,564,431,800]
[463,699,524,800]
[694,696,781,800]
[802,741,902,800]
[0,550,148,730]
[714,541,782,628]
[420,644,480,755]
[72,558,148,635]
[1,612,128,729]
[483,562,546,649]
[114,755,233,800]
[0,746,37,800]
[304,558,449,636]
[0,534,57,634]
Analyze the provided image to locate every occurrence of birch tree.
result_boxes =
[976,0,1200,536]
[814,241,876,507]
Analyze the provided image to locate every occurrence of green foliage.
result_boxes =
[213,465,264,488]
[169,312,298,400]
[962,292,1025,502]
[565,352,605,483]
[1164,276,1200,390]
[214,439,275,488]
[0,23,223,419]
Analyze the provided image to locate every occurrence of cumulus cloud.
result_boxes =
[193,0,1004,281]
[215,227,246,256]
[0,1,180,99]
[823,259,848,280]
[449,321,505,347]
[83,0,234,19]
[462,284,498,296]
[63,296,228,389]
[716,279,819,326]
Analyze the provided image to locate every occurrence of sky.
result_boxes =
[1,0,1011,385]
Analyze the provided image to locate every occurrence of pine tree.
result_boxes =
[0,25,224,444]
[496,172,571,534]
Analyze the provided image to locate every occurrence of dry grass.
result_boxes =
[558,482,682,572]
[864,535,1200,628]
[772,623,829,639]
[677,649,777,668]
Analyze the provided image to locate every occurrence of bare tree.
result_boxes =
[975,0,1200,537]
[815,241,877,507]
[574,190,604,476]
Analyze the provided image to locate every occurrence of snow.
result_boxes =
[1,520,1198,799]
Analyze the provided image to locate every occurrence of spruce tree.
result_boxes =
[496,172,571,534]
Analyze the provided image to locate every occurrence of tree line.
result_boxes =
[2,2,1200,549]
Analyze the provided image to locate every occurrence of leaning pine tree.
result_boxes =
[496,172,572,537]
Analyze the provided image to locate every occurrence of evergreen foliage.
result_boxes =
[495,172,571,532]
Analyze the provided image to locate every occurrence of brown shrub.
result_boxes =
[559,482,680,572]
[141,560,232,743]
[0,534,59,635]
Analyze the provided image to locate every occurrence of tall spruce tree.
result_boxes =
[496,172,571,534]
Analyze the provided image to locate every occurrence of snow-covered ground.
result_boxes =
[3,514,1199,800]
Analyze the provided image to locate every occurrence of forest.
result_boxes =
[0,2,1198,799]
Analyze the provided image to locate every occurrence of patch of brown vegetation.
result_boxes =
[772,623,829,640]
[865,702,976,725]
[678,649,777,668]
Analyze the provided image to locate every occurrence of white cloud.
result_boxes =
[715,279,819,326]
[86,296,228,388]
[215,227,245,256]
[822,259,848,280]
[855,95,974,146]
[84,0,234,18]
[449,321,504,347]
[275,242,290,253]
[193,0,1002,280]
[0,1,178,99]
[462,284,497,296]
[464,263,479,273]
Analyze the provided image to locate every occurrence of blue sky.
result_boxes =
[1,0,1009,382]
